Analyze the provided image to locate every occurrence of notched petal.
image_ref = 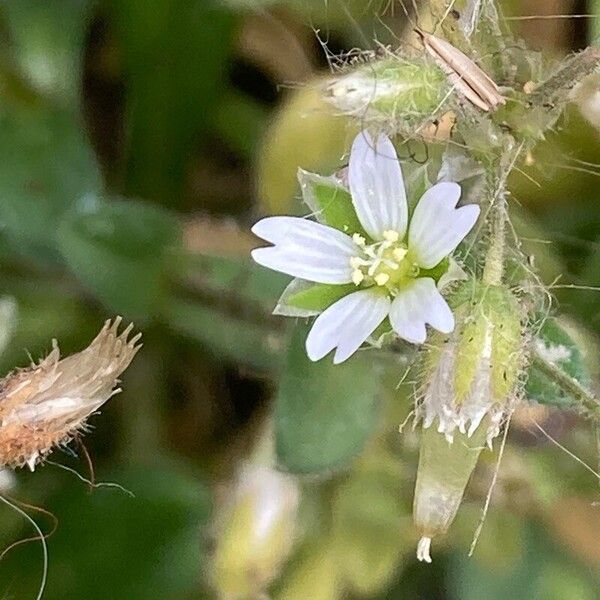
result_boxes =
[389,278,454,344]
[348,131,408,240]
[306,290,390,363]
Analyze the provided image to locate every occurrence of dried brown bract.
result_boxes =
[416,29,505,112]
[0,317,141,471]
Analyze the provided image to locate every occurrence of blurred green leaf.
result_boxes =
[180,253,288,311]
[165,299,284,371]
[331,451,406,595]
[58,198,181,319]
[450,522,597,600]
[214,90,268,159]
[0,104,102,257]
[275,324,380,474]
[0,463,212,600]
[527,317,590,407]
[3,0,93,105]
[111,0,237,204]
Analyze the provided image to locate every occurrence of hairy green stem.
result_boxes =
[532,349,600,418]
[482,196,506,286]
[530,46,600,106]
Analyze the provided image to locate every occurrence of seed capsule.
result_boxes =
[414,419,489,562]
[413,282,525,561]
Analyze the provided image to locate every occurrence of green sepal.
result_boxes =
[527,317,591,408]
[297,168,367,237]
[287,282,356,312]
[420,257,450,283]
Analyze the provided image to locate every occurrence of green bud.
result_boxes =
[211,464,299,598]
[324,55,448,131]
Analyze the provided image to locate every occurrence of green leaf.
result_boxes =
[111,0,237,204]
[527,317,591,408]
[275,279,356,316]
[297,169,366,236]
[165,299,284,372]
[331,451,406,595]
[180,253,288,311]
[0,463,212,600]
[275,324,380,474]
[4,0,93,105]
[0,105,102,256]
[58,198,181,319]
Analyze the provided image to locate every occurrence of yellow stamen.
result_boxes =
[350,257,363,269]
[374,273,390,286]
[393,247,408,262]
[383,230,399,242]
[352,270,364,285]
[352,233,366,246]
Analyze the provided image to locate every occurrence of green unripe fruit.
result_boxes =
[413,280,525,562]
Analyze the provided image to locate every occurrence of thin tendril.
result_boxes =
[0,494,48,600]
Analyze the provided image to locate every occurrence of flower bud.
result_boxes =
[413,281,525,562]
[211,464,300,599]
[0,317,141,471]
[324,55,448,131]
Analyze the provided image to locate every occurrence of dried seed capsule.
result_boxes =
[0,317,141,471]
[413,281,525,561]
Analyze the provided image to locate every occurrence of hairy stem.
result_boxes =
[530,46,600,106]
[482,194,506,286]
[532,348,600,418]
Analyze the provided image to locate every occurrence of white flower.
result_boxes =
[251,131,480,364]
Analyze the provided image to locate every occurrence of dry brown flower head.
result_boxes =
[0,317,141,471]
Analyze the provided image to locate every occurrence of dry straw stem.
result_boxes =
[416,28,505,112]
[0,317,141,471]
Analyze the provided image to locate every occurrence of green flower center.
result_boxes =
[350,230,420,293]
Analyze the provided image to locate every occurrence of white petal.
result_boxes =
[389,278,454,344]
[251,216,359,284]
[305,289,390,363]
[408,182,480,269]
[348,131,408,240]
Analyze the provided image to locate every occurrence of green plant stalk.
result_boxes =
[529,46,600,106]
[531,349,600,418]
[482,196,506,286]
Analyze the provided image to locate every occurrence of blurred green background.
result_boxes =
[0,0,599,598]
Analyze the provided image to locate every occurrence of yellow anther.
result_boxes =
[374,273,390,286]
[352,270,364,285]
[393,247,408,262]
[350,256,363,269]
[383,230,399,242]
[352,233,366,246]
